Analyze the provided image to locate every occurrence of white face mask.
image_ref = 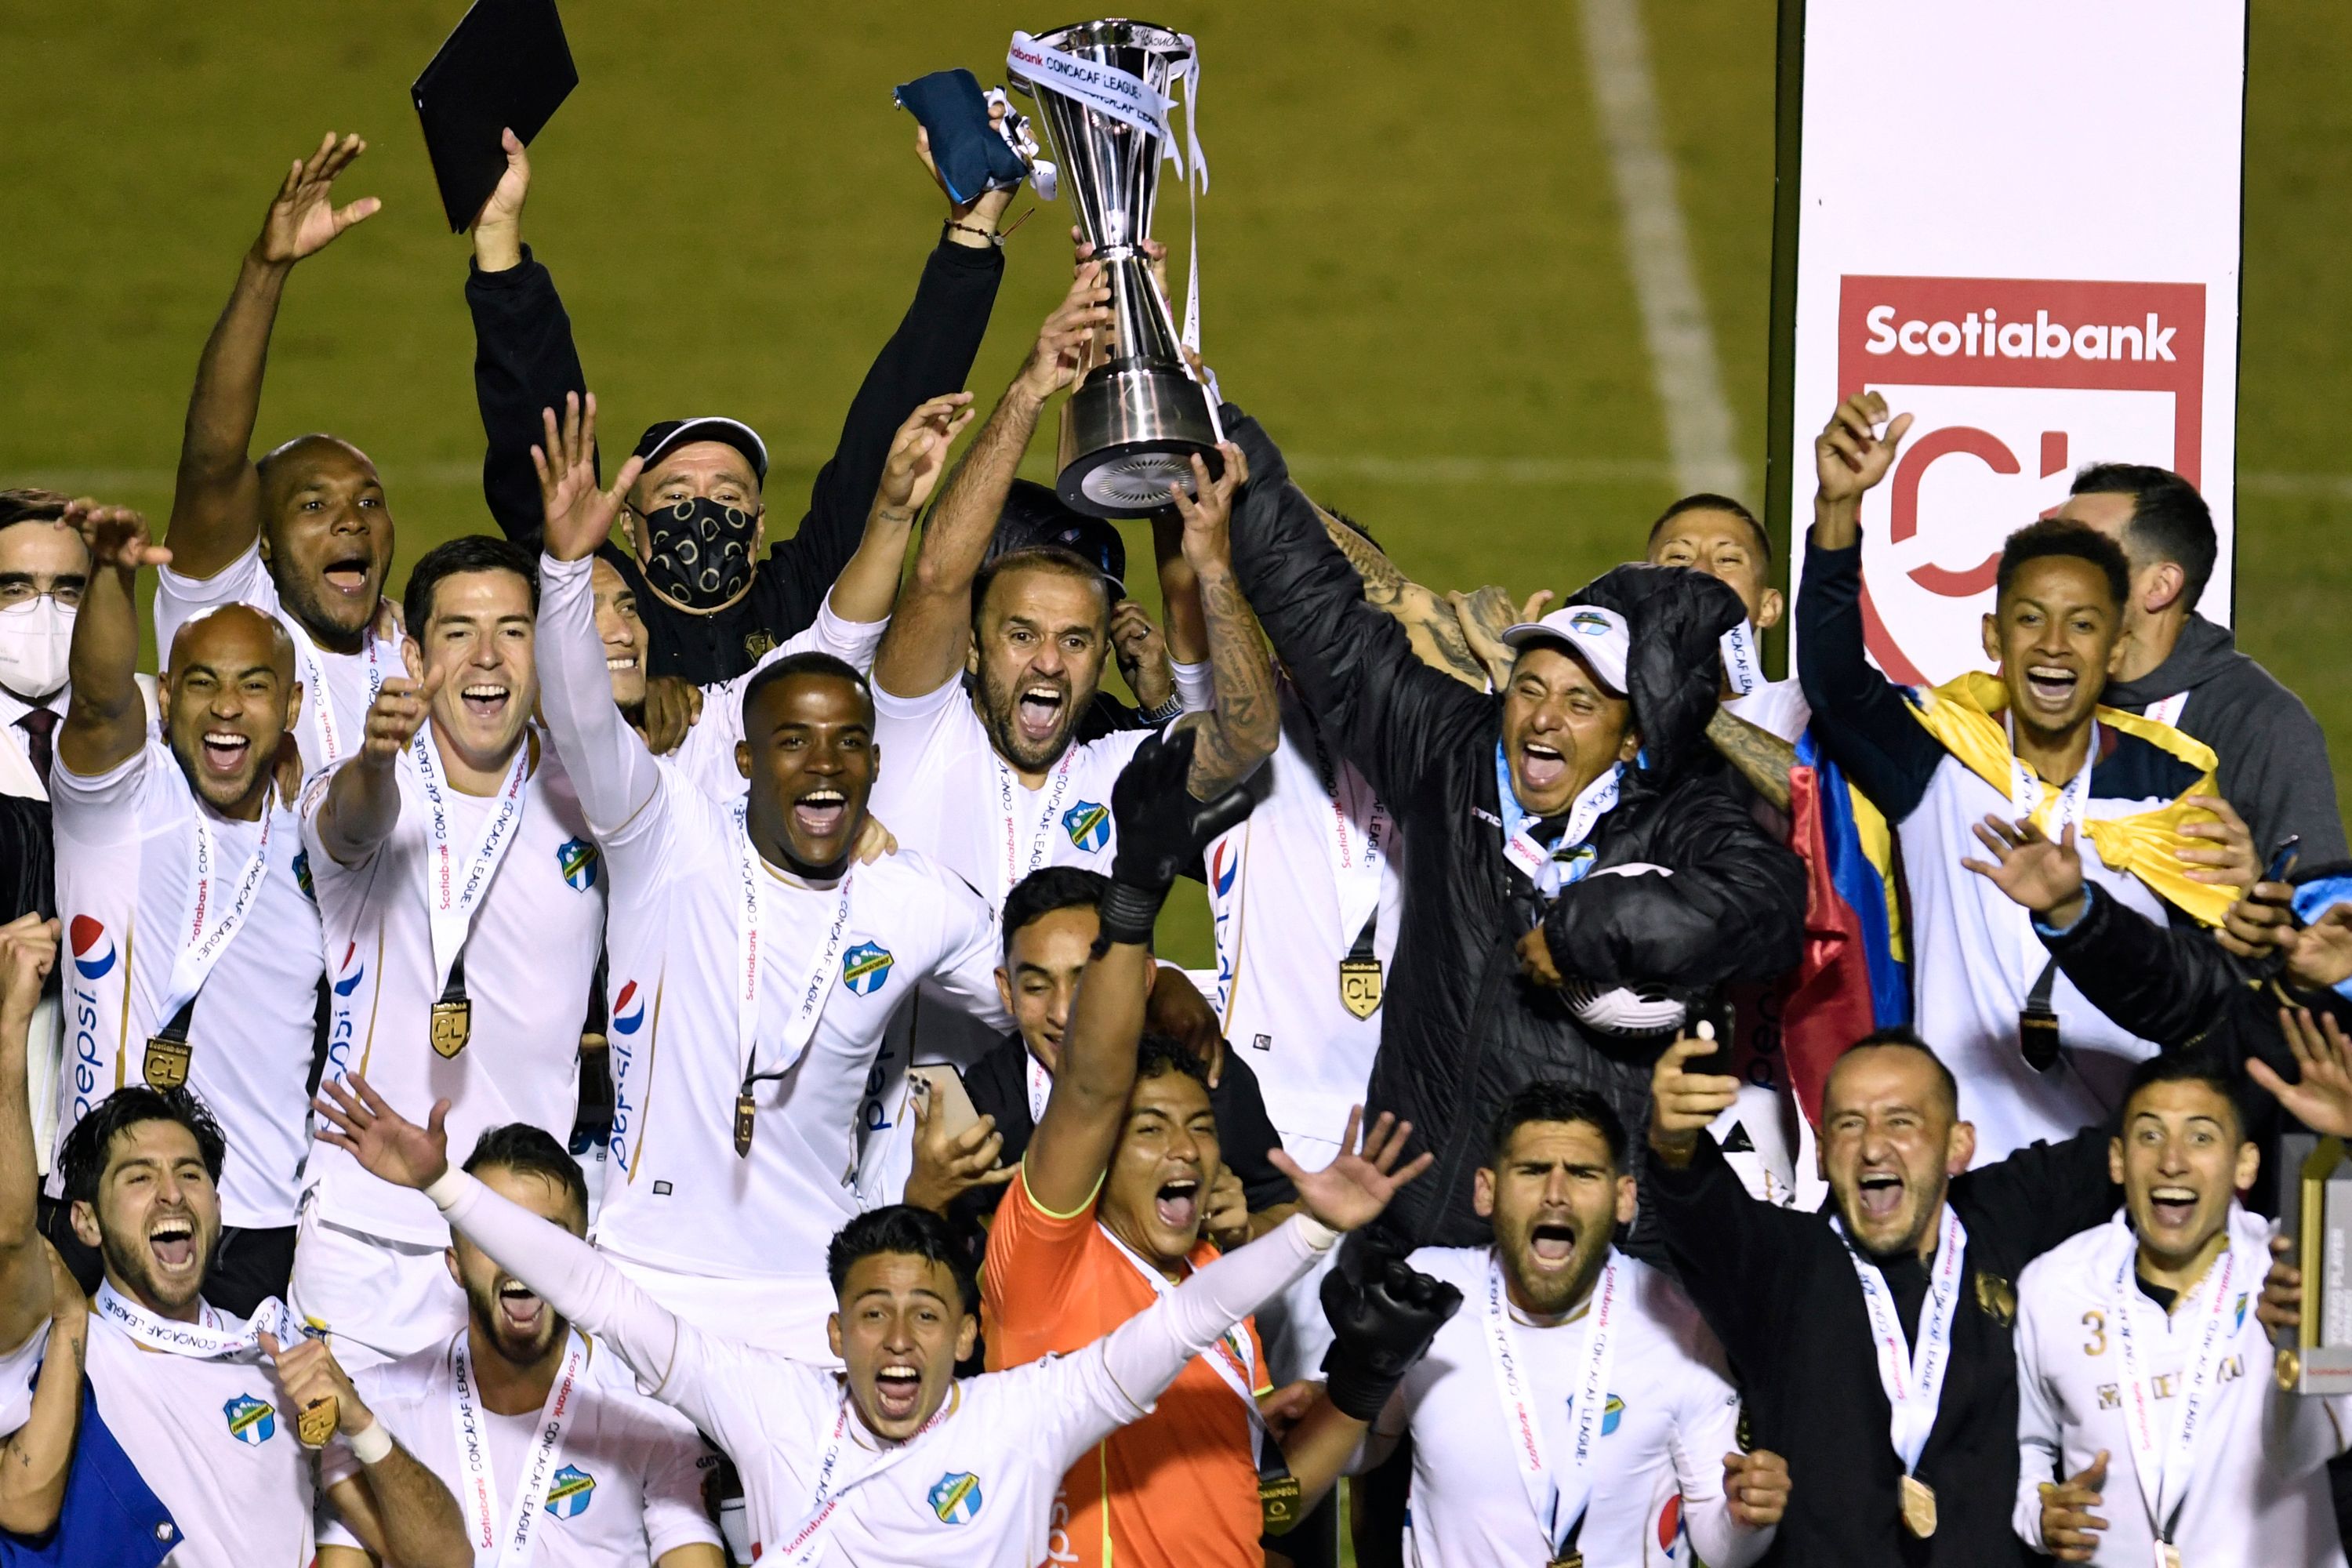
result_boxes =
[0,596,74,700]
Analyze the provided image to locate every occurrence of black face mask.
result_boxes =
[639,497,757,611]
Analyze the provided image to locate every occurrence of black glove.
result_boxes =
[1319,1257,1464,1421]
[1097,725,1257,946]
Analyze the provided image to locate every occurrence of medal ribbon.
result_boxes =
[1719,620,1764,698]
[772,1389,953,1568]
[991,749,1077,906]
[1026,1054,1052,1128]
[412,727,532,994]
[278,612,387,770]
[1483,1251,1619,1557]
[2111,1227,2241,1548]
[448,1330,587,1567]
[94,1279,306,1361]
[1096,1222,1270,1457]
[2005,713,2096,981]
[731,804,855,1090]
[1835,1204,1967,1475]
[1496,744,1621,897]
[1307,723,1390,954]
[155,789,278,1024]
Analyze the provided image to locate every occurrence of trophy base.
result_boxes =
[1056,363,1224,518]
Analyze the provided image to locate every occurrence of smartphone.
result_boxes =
[2267,834,2303,885]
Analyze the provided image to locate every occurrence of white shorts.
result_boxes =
[602,1251,843,1367]
[288,1203,466,1375]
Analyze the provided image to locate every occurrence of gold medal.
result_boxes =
[1338,956,1384,1020]
[734,1091,757,1158]
[2158,1544,2183,1568]
[143,1035,192,1091]
[1259,1472,1303,1534]
[2278,1345,2303,1392]
[1546,1554,1584,1568]
[430,998,471,1058]
[1899,1474,1937,1538]
[296,1395,339,1448]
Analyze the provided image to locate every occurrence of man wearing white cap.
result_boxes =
[1221,408,1807,1256]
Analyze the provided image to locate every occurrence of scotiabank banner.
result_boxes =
[1783,3,2245,687]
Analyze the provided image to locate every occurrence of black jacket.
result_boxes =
[1649,1127,2116,1568]
[466,239,1004,684]
[2103,612,2347,866]
[1225,410,1806,1250]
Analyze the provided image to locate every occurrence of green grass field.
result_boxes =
[6,1,2349,967]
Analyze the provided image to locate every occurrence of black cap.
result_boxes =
[990,479,1127,595]
[631,418,771,484]
[411,0,579,233]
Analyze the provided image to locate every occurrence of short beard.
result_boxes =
[271,568,375,655]
[170,736,266,815]
[100,1227,212,1315]
[978,664,1083,775]
[1508,1233,1610,1317]
[466,1282,565,1367]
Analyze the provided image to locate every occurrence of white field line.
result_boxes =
[1577,0,1747,501]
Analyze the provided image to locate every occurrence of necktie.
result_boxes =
[13,708,56,785]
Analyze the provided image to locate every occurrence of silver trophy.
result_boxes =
[1010,20,1221,518]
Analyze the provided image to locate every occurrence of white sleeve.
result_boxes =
[786,593,890,677]
[1072,1214,1334,1454]
[1668,1353,1770,1568]
[432,1170,744,1445]
[923,874,1014,1029]
[2011,1285,2060,1554]
[0,1326,43,1438]
[47,739,169,848]
[638,1415,724,1561]
[1171,658,1214,714]
[535,553,668,848]
[153,543,273,655]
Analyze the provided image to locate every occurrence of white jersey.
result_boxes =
[85,1308,315,1567]
[2013,1209,2349,1568]
[154,543,403,779]
[1899,752,2180,1160]
[1721,677,1812,746]
[1388,1246,1767,1568]
[49,740,324,1227]
[0,1326,43,1439]
[1205,685,1399,1160]
[670,597,889,804]
[532,554,1007,1290]
[299,735,603,1245]
[318,1329,721,1566]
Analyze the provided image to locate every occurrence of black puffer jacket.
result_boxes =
[1225,410,1806,1249]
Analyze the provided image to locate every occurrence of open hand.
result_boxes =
[1269,1109,1434,1234]
[1962,816,2085,924]
[254,133,379,267]
[875,393,975,520]
[2176,794,2256,888]
[1454,586,1552,691]
[314,1073,451,1190]
[534,392,644,564]
[1814,392,1914,510]
[1649,1025,1740,1165]
[1723,1448,1791,1529]
[2286,904,2352,989]
[358,670,445,769]
[2250,1007,2352,1138]
[62,500,169,583]
[2038,1450,2110,1563]
[1018,263,1113,402]
[1111,601,1174,713]
[1171,442,1247,557]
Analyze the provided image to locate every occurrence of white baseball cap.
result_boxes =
[1501,605,1632,696]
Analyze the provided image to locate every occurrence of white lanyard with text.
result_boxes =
[993,748,1078,906]
[1835,1205,1967,1475]
[1306,722,1389,950]
[774,1389,952,1568]
[413,727,532,993]
[94,1279,306,1361]
[1097,1222,1269,1452]
[2111,1232,2241,1559]
[1026,1054,1051,1127]
[1719,620,1764,698]
[281,612,388,770]
[447,1330,587,1567]
[2005,712,2096,979]
[157,789,277,1021]
[1497,744,1621,897]
[1483,1250,1619,1559]
[730,804,855,1156]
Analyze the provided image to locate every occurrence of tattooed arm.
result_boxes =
[1707,709,1796,811]
[1174,445,1278,797]
[1316,508,1493,690]
[0,1248,85,1534]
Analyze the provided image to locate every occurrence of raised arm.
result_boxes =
[873,265,1112,699]
[0,919,58,1356]
[1024,728,1257,1214]
[56,504,168,779]
[169,135,380,580]
[310,667,438,868]
[826,392,975,626]
[1167,445,1277,797]
[0,1252,84,1534]
[1794,394,1946,820]
[272,1333,470,1568]
[1222,410,1490,808]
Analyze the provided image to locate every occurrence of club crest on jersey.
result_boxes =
[292,848,316,902]
[68,916,115,981]
[1062,800,1110,853]
[223,1393,277,1446]
[927,1470,984,1524]
[612,980,645,1035]
[547,1464,595,1519]
[843,942,894,997]
[557,837,601,892]
[332,942,366,998]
